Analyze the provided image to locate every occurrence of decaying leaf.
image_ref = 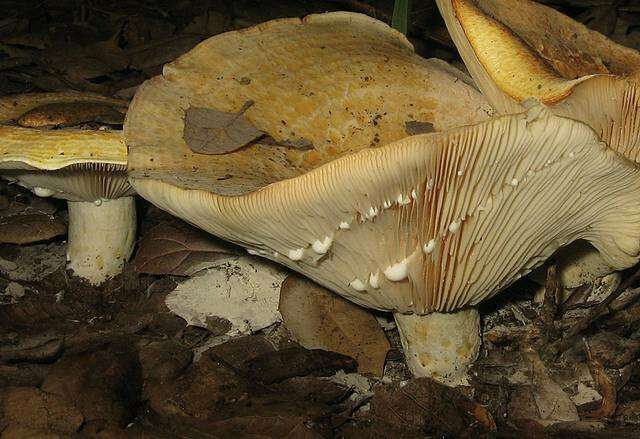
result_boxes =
[17,102,126,128]
[0,213,66,244]
[134,219,239,276]
[581,341,617,419]
[183,102,264,154]
[279,276,390,376]
[165,256,286,335]
[369,377,496,435]
[509,350,580,425]
[245,347,358,384]
[404,120,435,135]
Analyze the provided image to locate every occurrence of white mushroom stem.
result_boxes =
[66,197,136,285]
[394,308,481,386]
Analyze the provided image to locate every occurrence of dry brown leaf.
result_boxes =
[134,219,239,275]
[279,276,390,376]
[17,102,125,128]
[127,35,202,73]
[581,341,617,419]
[209,415,323,439]
[183,102,264,155]
[42,40,129,82]
[0,214,66,244]
[404,120,435,135]
[369,377,496,435]
[510,349,580,424]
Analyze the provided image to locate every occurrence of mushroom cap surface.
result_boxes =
[125,12,493,196]
[436,0,640,163]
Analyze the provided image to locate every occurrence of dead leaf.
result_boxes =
[42,40,129,82]
[245,347,357,384]
[183,102,264,155]
[581,341,617,419]
[512,349,580,424]
[17,102,125,128]
[0,214,66,244]
[404,120,435,135]
[1,387,84,435]
[279,276,390,376]
[165,256,286,334]
[208,415,323,439]
[0,332,63,363]
[134,219,239,275]
[369,377,496,435]
[127,35,202,73]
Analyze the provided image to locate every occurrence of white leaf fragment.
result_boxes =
[165,256,287,336]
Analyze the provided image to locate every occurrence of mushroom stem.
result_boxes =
[66,197,136,285]
[394,308,481,386]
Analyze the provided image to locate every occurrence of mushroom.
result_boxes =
[0,125,135,285]
[123,12,640,384]
[436,0,640,292]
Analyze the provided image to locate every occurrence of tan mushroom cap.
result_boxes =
[436,0,640,163]
[0,91,127,124]
[126,12,493,196]
[0,125,131,201]
[130,104,640,313]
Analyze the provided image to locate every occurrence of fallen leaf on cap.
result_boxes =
[134,219,239,276]
[279,276,390,376]
[0,213,66,244]
[183,101,264,154]
[404,120,435,135]
[17,102,125,128]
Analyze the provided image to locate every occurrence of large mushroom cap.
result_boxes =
[129,98,640,313]
[125,12,493,196]
[436,0,640,163]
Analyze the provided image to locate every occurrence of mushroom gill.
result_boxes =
[436,0,640,291]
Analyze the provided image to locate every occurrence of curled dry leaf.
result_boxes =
[134,219,239,276]
[17,102,126,128]
[183,102,264,155]
[581,341,617,419]
[0,213,66,244]
[279,276,390,376]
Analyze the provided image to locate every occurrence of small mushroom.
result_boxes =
[436,0,640,290]
[0,125,135,285]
